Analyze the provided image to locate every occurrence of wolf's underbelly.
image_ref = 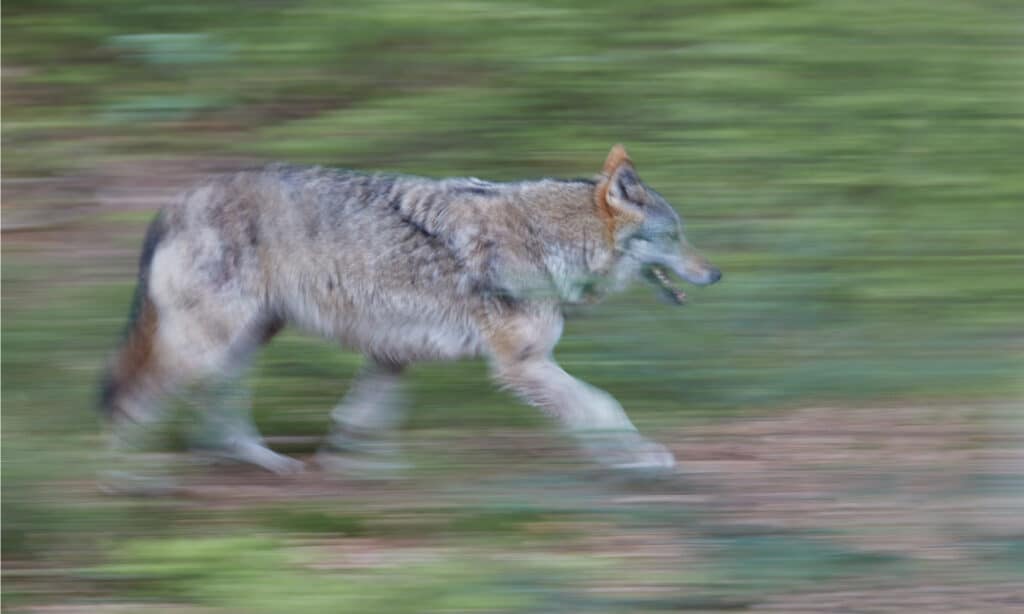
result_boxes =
[344,317,486,361]
[284,295,485,362]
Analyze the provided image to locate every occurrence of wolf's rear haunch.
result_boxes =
[97,147,721,481]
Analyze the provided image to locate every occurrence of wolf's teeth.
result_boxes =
[651,266,686,303]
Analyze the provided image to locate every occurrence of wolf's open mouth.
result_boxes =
[646,265,687,305]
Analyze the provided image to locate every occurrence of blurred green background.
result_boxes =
[3,0,1022,611]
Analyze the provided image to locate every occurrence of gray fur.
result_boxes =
[101,146,720,479]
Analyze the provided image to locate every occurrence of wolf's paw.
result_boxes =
[235,442,306,475]
[262,452,307,476]
[574,431,677,477]
[608,440,676,475]
[202,440,306,475]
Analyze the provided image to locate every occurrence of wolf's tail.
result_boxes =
[98,212,167,419]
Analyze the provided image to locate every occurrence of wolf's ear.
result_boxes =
[596,144,646,229]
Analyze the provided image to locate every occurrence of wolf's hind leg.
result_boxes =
[191,375,305,475]
[101,383,183,495]
[318,360,408,475]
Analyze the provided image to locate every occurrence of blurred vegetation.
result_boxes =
[3,0,1023,611]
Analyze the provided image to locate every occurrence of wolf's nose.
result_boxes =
[708,268,722,284]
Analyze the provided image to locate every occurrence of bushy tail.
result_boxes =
[98,213,167,418]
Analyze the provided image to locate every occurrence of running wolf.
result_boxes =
[99,145,721,478]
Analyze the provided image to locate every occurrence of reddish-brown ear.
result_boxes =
[602,144,632,176]
[595,144,644,239]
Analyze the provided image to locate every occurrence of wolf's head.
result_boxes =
[596,144,721,305]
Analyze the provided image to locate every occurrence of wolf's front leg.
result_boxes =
[318,360,408,476]
[486,316,675,474]
[494,356,675,473]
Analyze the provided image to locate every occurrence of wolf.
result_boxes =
[99,145,721,480]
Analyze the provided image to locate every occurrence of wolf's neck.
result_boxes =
[521,182,619,301]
